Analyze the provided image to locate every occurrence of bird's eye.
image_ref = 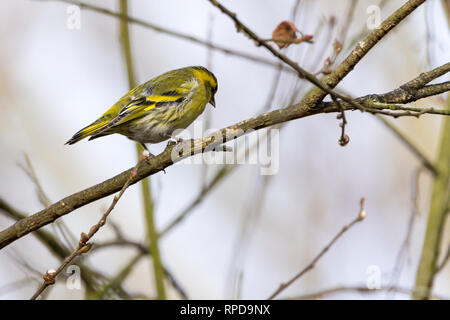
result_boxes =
[207,81,217,94]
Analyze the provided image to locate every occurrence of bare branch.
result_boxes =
[92,252,144,299]
[0,0,433,250]
[414,94,450,299]
[267,198,367,300]
[30,154,147,299]
[43,0,292,73]
[18,154,51,207]
[436,235,450,274]
[287,285,448,300]
[207,0,369,113]
[375,117,437,174]
[91,239,188,299]
[1,77,447,250]
[388,167,424,297]
[207,0,427,115]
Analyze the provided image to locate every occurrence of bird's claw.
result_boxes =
[168,136,183,144]
[141,150,166,173]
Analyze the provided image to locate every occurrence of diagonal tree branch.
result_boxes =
[268,198,367,300]
[0,199,141,299]
[0,99,447,250]
[0,0,430,250]
[314,0,426,101]
[207,0,426,114]
[30,156,144,299]
[44,0,293,73]
[207,0,368,113]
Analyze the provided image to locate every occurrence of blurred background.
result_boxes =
[0,0,449,299]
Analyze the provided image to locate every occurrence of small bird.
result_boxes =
[66,66,218,153]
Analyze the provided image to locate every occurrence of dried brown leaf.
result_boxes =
[272,21,313,49]
[272,21,299,49]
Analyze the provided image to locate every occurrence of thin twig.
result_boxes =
[19,154,51,207]
[8,251,43,281]
[267,198,367,300]
[375,116,436,175]
[338,0,357,46]
[201,13,215,191]
[263,64,284,112]
[315,0,355,75]
[261,37,314,45]
[91,239,188,299]
[228,60,292,297]
[436,235,450,274]
[93,252,144,299]
[118,0,166,300]
[414,90,450,299]
[0,0,431,249]
[43,0,293,73]
[331,95,349,146]
[19,155,77,251]
[160,117,276,238]
[160,165,231,237]
[315,40,343,75]
[287,285,448,300]
[0,198,117,295]
[1,90,444,250]
[206,0,370,114]
[228,172,271,299]
[0,278,35,297]
[290,0,302,21]
[387,167,424,298]
[30,154,146,300]
[310,16,337,76]
[161,63,284,238]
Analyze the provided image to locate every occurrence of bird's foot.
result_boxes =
[140,150,166,174]
[169,136,183,144]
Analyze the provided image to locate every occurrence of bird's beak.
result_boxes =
[209,96,216,108]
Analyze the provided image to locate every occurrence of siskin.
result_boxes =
[66,66,218,153]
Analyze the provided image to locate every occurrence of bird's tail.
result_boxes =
[65,121,109,145]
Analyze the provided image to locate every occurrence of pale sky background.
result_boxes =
[0,0,449,299]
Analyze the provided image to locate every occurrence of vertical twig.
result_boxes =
[414,94,450,299]
[201,13,215,190]
[118,0,166,299]
[387,166,424,298]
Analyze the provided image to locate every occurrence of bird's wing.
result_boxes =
[89,87,190,138]
[115,88,190,125]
